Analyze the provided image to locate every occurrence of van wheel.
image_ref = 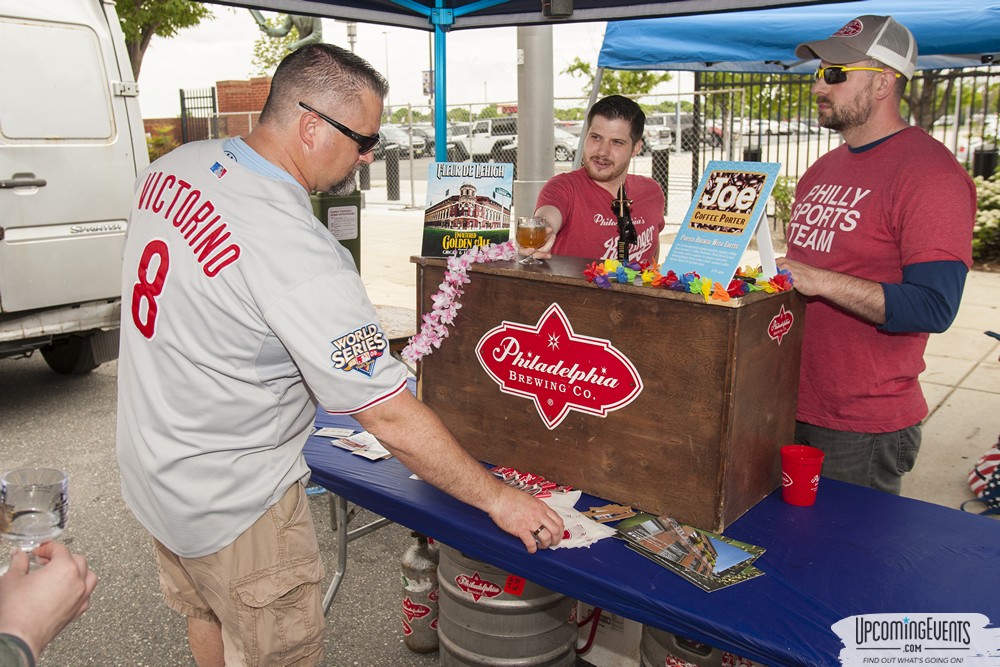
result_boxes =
[41,336,98,375]
[554,146,572,161]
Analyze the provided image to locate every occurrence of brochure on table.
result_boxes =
[615,513,765,592]
[663,161,782,288]
[421,161,514,258]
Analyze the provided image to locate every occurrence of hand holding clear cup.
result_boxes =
[515,216,553,264]
[0,468,69,571]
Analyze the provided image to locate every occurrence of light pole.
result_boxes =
[383,31,391,117]
[345,22,356,53]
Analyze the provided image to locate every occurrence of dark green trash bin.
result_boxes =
[311,190,363,271]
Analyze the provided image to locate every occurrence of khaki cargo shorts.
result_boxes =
[154,483,325,667]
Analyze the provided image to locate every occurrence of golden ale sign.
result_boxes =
[475,303,643,429]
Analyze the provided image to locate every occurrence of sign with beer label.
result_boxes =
[475,303,643,430]
[663,160,781,289]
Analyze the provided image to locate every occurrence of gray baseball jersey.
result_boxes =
[116,139,407,558]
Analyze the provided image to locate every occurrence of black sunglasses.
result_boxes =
[298,102,380,155]
[814,66,900,85]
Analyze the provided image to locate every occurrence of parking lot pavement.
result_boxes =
[0,354,440,666]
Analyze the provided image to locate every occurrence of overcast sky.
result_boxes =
[135,8,635,119]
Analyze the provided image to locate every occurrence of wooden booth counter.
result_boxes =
[413,255,805,532]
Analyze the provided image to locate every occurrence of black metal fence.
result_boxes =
[183,66,1000,210]
[180,87,217,144]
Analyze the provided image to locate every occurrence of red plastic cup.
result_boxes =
[780,445,825,506]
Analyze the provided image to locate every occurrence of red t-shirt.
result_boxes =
[785,126,976,433]
[535,168,666,264]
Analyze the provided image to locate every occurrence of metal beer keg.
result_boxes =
[437,543,577,666]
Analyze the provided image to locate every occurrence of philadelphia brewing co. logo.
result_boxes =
[455,572,503,602]
[475,303,643,429]
[832,613,1000,666]
[767,304,794,345]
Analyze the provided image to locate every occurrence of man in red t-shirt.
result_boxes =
[776,16,976,494]
[528,95,665,265]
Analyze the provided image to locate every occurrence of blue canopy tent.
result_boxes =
[597,0,1000,74]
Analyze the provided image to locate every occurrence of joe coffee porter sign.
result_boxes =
[475,303,643,429]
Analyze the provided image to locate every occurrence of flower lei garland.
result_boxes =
[583,258,794,303]
[401,241,518,364]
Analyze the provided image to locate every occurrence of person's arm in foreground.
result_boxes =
[0,542,98,664]
[775,257,966,333]
[354,390,564,553]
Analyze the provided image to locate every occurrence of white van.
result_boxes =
[0,0,147,373]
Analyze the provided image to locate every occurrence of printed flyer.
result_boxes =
[662,160,781,287]
[421,162,513,258]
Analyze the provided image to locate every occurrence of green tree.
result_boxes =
[477,105,500,120]
[251,15,298,75]
[116,0,214,80]
[563,57,671,97]
[448,108,472,123]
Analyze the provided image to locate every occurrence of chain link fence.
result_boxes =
[184,67,1000,222]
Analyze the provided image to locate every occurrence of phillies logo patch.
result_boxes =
[767,304,794,346]
[476,303,643,430]
[833,18,864,37]
[330,323,387,377]
[402,597,432,622]
[455,572,503,602]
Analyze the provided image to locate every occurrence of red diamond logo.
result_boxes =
[475,303,643,429]
[767,304,794,346]
[455,572,503,602]
[402,596,432,622]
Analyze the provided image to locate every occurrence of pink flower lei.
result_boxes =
[401,241,518,364]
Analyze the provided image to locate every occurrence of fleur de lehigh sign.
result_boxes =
[475,303,643,429]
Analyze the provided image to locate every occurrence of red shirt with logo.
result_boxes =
[785,126,975,433]
[536,168,665,264]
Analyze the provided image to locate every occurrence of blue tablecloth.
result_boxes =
[304,399,1000,666]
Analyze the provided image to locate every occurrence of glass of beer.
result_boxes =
[516,216,548,265]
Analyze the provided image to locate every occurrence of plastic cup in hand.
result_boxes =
[0,467,68,570]
[515,216,548,265]
[780,445,824,506]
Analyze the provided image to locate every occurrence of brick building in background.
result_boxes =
[142,75,272,146]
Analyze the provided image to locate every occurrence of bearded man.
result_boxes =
[775,16,976,494]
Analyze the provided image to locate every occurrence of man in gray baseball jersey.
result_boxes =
[116,44,563,667]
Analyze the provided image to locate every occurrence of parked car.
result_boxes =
[451,116,517,161]
[642,112,722,152]
[412,123,464,160]
[554,119,584,136]
[494,127,580,162]
[375,124,426,159]
[743,119,786,137]
[552,127,579,161]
